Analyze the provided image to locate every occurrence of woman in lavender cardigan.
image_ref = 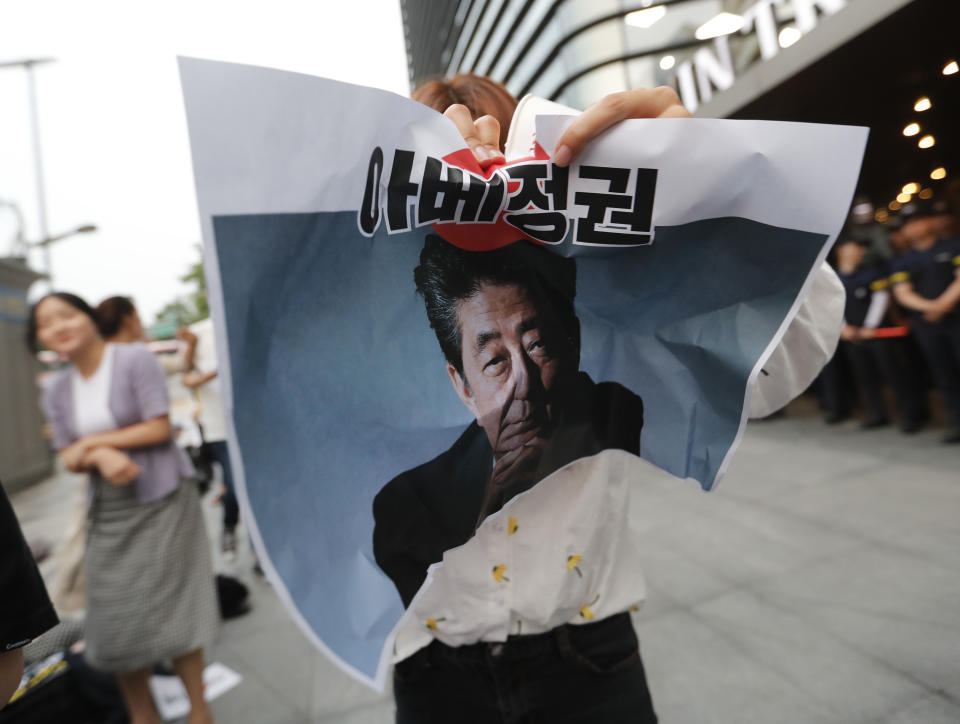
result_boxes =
[31,292,218,724]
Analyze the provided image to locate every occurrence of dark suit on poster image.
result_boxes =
[372,235,644,608]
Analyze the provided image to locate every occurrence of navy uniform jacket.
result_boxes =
[837,263,891,327]
[372,372,643,607]
[889,237,960,316]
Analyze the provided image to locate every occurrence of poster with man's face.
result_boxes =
[180,58,866,689]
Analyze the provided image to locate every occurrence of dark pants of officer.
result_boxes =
[911,316,960,429]
[820,347,851,418]
[845,339,927,426]
[822,339,927,427]
[394,613,657,724]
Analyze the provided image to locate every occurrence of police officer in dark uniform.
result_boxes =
[890,200,960,443]
[822,236,926,430]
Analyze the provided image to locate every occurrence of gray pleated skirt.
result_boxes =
[85,478,219,673]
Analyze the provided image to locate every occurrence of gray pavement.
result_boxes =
[11,403,960,723]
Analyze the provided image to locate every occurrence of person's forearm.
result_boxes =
[60,451,90,473]
[0,648,24,709]
[182,370,217,388]
[83,416,172,451]
[183,340,197,371]
[158,352,189,376]
[893,285,936,313]
[61,444,99,473]
[80,445,115,470]
[933,276,960,312]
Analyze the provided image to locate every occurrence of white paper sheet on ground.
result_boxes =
[149,662,242,721]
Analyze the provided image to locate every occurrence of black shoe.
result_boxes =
[758,408,786,421]
[825,412,849,425]
[942,429,960,444]
[861,417,890,430]
[901,419,924,434]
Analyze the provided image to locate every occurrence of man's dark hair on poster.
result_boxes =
[413,234,580,375]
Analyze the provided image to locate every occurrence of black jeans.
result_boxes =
[206,440,239,531]
[394,613,657,724]
[912,317,960,428]
[845,339,927,425]
[821,339,927,426]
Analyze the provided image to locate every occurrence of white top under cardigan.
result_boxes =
[72,344,119,437]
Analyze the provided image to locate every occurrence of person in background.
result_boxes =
[887,215,911,256]
[890,200,960,443]
[97,295,199,374]
[182,314,239,561]
[48,296,203,614]
[97,295,202,447]
[97,296,145,345]
[883,214,937,419]
[44,293,148,616]
[30,292,218,724]
[822,236,926,431]
[0,482,59,709]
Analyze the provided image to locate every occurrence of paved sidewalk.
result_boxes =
[11,406,960,723]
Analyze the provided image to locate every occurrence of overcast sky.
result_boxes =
[0,0,409,321]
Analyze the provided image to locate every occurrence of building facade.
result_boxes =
[0,257,51,492]
[400,0,869,112]
[401,0,957,227]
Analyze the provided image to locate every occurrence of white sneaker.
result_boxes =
[221,529,238,562]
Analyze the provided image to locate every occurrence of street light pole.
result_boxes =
[0,198,27,256]
[0,57,56,282]
[24,61,51,279]
[34,224,98,247]
[1,198,95,274]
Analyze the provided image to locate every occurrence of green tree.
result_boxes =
[154,299,195,328]
[151,245,208,336]
[180,254,209,321]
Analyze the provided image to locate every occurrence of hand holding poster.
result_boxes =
[179,58,866,689]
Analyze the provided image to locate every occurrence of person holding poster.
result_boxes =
[178,58,863,722]
[380,76,855,723]
[363,76,676,723]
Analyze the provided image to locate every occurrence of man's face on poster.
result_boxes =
[446,282,578,473]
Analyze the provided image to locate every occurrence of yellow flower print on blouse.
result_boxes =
[492,564,509,582]
[508,517,518,535]
[567,555,583,578]
[426,617,446,631]
[580,595,600,620]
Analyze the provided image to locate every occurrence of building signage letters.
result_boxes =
[674,0,848,111]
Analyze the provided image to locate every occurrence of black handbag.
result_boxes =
[0,651,127,724]
[186,422,215,495]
